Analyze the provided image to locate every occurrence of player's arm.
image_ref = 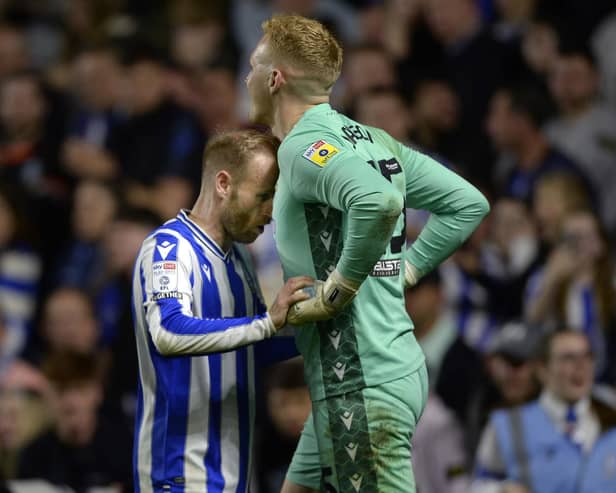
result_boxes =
[141,233,311,356]
[281,137,403,323]
[397,143,490,286]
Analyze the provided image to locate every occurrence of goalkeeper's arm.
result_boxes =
[287,156,403,325]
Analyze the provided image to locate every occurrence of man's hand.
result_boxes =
[268,276,315,330]
[287,270,360,325]
[404,260,420,288]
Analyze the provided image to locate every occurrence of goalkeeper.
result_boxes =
[245,15,490,493]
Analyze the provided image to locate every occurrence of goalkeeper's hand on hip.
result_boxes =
[287,269,359,325]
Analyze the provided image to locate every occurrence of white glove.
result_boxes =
[404,260,421,288]
[287,269,359,325]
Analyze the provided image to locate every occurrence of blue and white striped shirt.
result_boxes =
[132,210,292,493]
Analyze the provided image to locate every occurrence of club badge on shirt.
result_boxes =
[302,140,340,167]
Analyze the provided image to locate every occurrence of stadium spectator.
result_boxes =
[109,46,203,220]
[40,288,101,361]
[531,171,592,248]
[61,45,125,180]
[464,321,542,457]
[97,206,159,426]
[405,271,457,385]
[591,10,616,108]
[256,358,311,493]
[17,352,132,492]
[353,88,413,144]
[472,330,616,493]
[545,48,616,232]
[525,210,616,380]
[0,24,30,79]
[409,79,460,164]
[0,185,41,336]
[411,392,471,493]
[170,6,236,73]
[54,180,119,291]
[423,0,510,182]
[0,71,69,270]
[339,43,397,111]
[487,85,589,202]
[198,65,244,134]
[0,361,50,480]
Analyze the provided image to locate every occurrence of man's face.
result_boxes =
[0,77,45,135]
[541,333,594,403]
[221,150,278,244]
[550,56,597,111]
[487,354,537,405]
[246,39,275,126]
[356,93,411,142]
[54,383,101,446]
[44,290,98,354]
[486,91,520,150]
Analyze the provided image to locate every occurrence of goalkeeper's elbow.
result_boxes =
[475,192,491,219]
[377,189,404,220]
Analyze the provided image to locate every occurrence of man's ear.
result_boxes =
[269,68,286,95]
[215,170,232,199]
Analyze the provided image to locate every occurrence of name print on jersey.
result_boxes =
[341,124,373,147]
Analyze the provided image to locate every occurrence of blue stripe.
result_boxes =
[581,288,594,336]
[474,466,506,480]
[202,256,225,491]
[227,253,250,493]
[0,277,37,294]
[205,354,224,491]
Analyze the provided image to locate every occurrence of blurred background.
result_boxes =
[0,0,615,492]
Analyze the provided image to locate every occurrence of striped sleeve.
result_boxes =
[139,231,276,356]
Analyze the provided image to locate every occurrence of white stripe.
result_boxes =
[0,288,35,320]
[133,247,156,492]
[0,251,41,280]
[184,248,208,490]
[185,358,210,490]
[246,345,256,486]
[221,350,240,492]
[211,254,234,317]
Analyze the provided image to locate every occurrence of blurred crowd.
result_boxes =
[0,0,616,492]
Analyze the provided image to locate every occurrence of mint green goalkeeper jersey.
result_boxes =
[274,103,489,401]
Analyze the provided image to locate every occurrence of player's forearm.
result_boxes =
[337,189,403,283]
[148,302,276,355]
[406,186,489,277]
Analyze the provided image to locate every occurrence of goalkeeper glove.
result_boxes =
[404,260,421,288]
[287,269,359,325]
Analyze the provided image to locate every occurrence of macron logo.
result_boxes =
[201,263,211,282]
[156,241,176,260]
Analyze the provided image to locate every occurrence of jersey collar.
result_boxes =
[177,209,229,260]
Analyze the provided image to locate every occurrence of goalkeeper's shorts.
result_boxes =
[286,364,428,493]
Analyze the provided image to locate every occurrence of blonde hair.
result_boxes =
[262,15,343,92]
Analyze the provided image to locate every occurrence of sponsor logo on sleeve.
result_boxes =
[302,140,340,167]
[152,261,178,292]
